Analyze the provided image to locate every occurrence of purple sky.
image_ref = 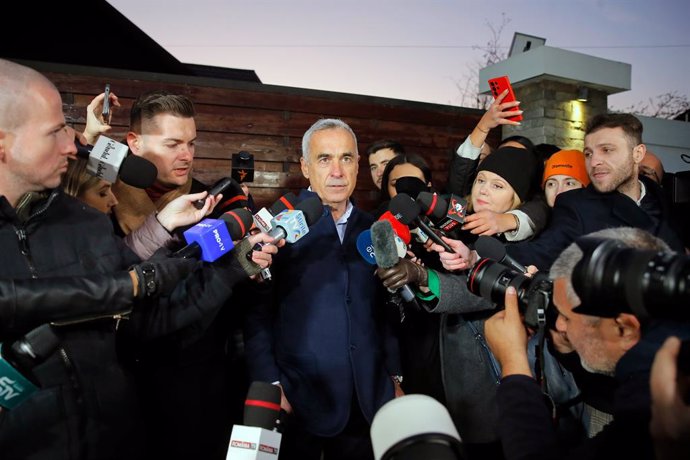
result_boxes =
[107,0,690,112]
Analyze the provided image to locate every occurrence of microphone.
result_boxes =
[174,208,254,262]
[75,136,157,188]
[356,229,407,266]
[227,382,283,459]
[0,324,60,410]
[253,192,299,234]
[193,177,248,211]
[475,236,527,274]
[416,192,467,235]
[378,211,411,245]
[243,381,282,430]
[253,196,324,281]
[371,220,416,303]
[389,194,455,253]
[371,394,463,460]
[265,196,323,243]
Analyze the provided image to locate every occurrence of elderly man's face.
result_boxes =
[301,127,359,213]
[553,278,624,375]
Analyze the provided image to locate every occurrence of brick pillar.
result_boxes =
[501,80,607,150]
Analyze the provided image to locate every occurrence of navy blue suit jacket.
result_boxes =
[507,177,684,271]
[244,191,400,436]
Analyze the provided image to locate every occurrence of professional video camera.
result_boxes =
[467,236,690,327]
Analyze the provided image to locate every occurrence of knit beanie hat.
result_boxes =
[542,149,590,188]
[476,147,537,201]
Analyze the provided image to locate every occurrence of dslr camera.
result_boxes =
[467,237,690,328]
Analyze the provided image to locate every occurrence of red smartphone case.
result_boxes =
[488,75,523,122]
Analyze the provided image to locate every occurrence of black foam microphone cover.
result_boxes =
[475,235,526,273]
[416,192,448,221]
[119,155,158,188]
[388,193,421,226]
[394,176,428,200]
[244,381,282,430]
[296,196,325,227]
[219,208,254,239]
[269,192,298,215]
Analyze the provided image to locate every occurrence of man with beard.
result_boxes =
[484,227,690,460]
[505,113,684,271]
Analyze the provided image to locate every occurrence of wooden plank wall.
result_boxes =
[40,62,500,212]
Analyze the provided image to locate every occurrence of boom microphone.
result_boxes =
[475,236,527,274]
[389,194,455,253]
[75,136,158,188]
[174,208,254,262]
[371,220,416,302]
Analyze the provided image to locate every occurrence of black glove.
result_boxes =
[131,248,198,298]
[376,258,428,291]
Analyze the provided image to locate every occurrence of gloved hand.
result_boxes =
[376,258,428,291]
[131,247,198,298]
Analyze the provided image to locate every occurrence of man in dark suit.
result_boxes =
[244,118,401,460]
[507,113,684,271]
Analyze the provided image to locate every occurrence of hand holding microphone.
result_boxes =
[130,247,198,298]
[376,258,428,292]
[156,190,221,232]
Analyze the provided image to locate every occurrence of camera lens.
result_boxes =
[573,241,690,321]
[468,258,552,327]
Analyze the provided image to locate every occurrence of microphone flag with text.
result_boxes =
[174,208,254,262]
[226,381,282,460]
[75,136,157,188]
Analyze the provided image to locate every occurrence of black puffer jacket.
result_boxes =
[0,190,249,460]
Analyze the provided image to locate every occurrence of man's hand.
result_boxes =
[650,336,690,459]
[246,232,281,269]
[131,248,198,298]
[276,383,293,414]
[429,236,477,272]
[376,258,428,290]
[156,191,220,232]
[462,210,516,236]
[485,286,532,378]
[83,91,120,145]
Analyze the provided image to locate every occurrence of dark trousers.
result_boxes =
[278,398,374,460]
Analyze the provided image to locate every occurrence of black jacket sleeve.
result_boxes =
[0,273,135,338]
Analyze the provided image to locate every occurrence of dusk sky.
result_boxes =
[107,0,690,112]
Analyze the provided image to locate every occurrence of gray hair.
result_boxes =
[301,118,358,161]
[550,227,671,306]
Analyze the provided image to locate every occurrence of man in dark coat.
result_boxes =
[245,118,401,460]
[0,58,275,460]
[485,227,690,460]
[507,113,684,271]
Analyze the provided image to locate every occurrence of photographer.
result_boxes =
[484,227,690,460]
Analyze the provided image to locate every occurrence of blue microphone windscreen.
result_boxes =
[356,229,377,265]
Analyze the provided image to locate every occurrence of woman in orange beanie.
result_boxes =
[542,149,590,207]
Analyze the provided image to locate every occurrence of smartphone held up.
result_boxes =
[488,75,523,122]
